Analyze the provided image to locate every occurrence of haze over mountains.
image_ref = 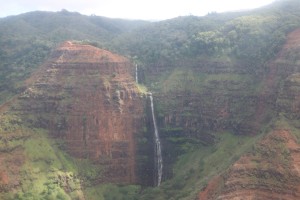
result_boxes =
[0,0,276,20]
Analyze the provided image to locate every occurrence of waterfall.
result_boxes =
[135,64,138,84]
[149,93,163,186]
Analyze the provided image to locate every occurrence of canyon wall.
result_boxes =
[16,41,145,183]
[145,60,269,143]
[198,28,300,200]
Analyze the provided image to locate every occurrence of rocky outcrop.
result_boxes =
[199,129,300,200]
[16,41,144,183]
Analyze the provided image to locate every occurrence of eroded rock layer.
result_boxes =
[199,128,300,200]
[17,41,144,183]
[198,28,300,200]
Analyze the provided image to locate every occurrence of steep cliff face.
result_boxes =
[16,41,144,183]
[145,30,300,142]
[198,28,300,200]
[276,29,300,124]
[146,59,268,145]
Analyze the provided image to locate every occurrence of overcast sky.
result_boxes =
[1,0,276,20]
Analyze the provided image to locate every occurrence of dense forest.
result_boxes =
[1,0,300,103]
[0,10,149,103]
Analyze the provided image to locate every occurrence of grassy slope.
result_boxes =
[0,111,81,200]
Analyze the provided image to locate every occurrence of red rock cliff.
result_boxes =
[19,41,144,183]
[198,28,300,200]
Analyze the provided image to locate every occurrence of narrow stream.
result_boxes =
[135,64,138,84]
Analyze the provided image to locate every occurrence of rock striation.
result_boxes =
[198,129,300,200]
[17,41,144,183]
[198,28,300,200]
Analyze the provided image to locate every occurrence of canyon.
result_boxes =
[0,29,299,200]
[0,1,300,199]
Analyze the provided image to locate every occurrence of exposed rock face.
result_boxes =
[17,41,144,183]
[277,73,300,123]
[0,144,24,192]
[198,28,300,200]
[147,58,276,141]
[275,29,300,125]
[147,29,300,140]
[199,129,300,200]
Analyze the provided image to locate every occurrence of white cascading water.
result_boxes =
[135,64,138,84]
[149,93,163,186]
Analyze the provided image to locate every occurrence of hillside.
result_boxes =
[1,0,300,199]
[0,41,147,199]
[198,27,300,199]
[0,10,149,104]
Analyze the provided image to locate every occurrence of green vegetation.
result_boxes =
[0,110,147,200]
[158,68,207,93]
[113,0,300,68]
[84,184,141,200]
[1,0,300,199]
[0,112,114,200]
[0,10,149,104]
[139,132,262,200]
[1,0,300,104]
[136,84,148,94]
